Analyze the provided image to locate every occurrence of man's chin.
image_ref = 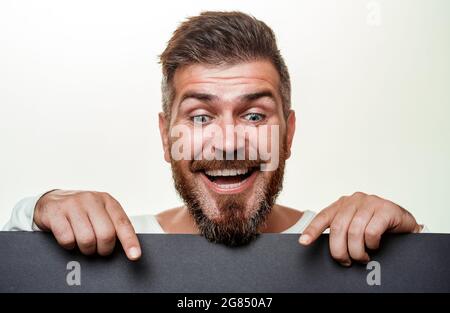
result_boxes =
[170,153,287,246]
[189,195,272,247]
[197,215,261,247]
[199,188,258,221]
[196,171,264,216]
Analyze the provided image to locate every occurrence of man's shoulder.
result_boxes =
[154,206,196,234]
[275,204,304,218]
[155,206,185,220]
[274,204,317,233]
[128,207,187,233]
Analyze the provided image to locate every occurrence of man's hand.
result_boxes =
[299,192,422,266]
[33,190,141,261]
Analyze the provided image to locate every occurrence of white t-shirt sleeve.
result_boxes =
[2,193,48,231]
[419,224,430,233]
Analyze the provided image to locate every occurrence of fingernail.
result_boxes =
[299,234,311,245]
[128,247,141,260]
[341,261,352,267]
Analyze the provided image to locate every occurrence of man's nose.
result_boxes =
[214,115,247,159]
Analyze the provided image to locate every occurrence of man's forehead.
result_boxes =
[173,60,281,101]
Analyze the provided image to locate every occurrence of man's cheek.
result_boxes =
[169,124,193,161]
[258,125,280,172]
[169,123,224,161]
[200,124,224,161]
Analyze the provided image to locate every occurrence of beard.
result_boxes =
[170,141,287,247]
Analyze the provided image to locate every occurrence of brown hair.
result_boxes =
[159,11,291,119]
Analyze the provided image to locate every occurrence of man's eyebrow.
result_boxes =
[240,90,277,103]
[179,92,218,105]
[178,90,277,107]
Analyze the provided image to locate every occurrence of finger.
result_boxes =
[329,206,357,266]
[300,202,339,245]
[389,206,420,233]
[67,208,97,255]
[104,196,141,261]
[347,207,374,263]
[364,213,389,250]
[87,205,117,256]
[49,213,76,250]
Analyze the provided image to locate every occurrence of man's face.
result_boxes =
[159,60,296,245]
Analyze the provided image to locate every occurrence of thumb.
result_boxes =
[389,208,421,234]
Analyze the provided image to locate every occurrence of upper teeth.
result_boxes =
[205,168,249,176]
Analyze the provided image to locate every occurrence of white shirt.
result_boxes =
[1,194,318,234]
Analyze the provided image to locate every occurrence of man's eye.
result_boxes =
[243,112,265,122]
[191,115,212,124]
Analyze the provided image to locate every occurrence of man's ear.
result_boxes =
[285,110,296,160]
[158,112,171,163]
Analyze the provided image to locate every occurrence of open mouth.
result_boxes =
[199,167,259,194]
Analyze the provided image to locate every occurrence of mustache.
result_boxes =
[190,159,263,172]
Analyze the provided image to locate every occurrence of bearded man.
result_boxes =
[3,11,426,267]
